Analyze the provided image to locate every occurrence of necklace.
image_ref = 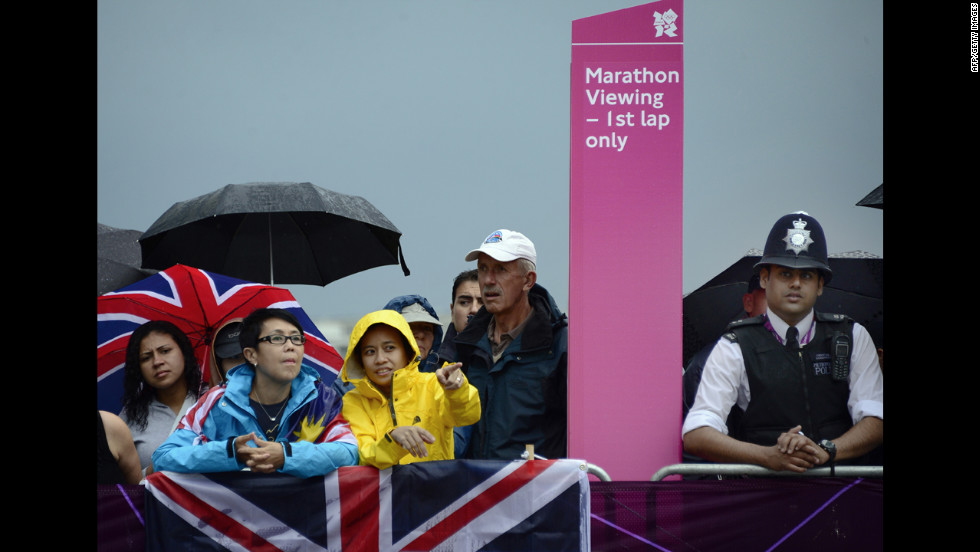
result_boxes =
[251,387,289,438]
[255,397,288,422]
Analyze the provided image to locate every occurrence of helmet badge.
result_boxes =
[782,218,814,255]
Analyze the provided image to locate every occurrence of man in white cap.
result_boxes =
[451,229,568,460]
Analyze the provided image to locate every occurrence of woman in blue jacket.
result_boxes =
[153,308,359,478]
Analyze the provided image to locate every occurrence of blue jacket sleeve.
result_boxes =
[152,427,243,474]
[280,440,359,479]
[153,429,359,477]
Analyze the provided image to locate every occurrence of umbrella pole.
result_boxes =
[268,213,274,285]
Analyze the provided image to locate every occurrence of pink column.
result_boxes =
[569,0,684,481]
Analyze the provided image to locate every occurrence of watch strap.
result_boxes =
[818,439,837,476]
[819,440,837,462]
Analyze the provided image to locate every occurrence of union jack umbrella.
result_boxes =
[97,264,344,414]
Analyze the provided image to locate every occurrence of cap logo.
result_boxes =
[783,218,814,255]
[484,231,503,244]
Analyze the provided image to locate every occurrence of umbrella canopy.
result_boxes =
[138,182,410,286]
[98,222,157,295]
[683,250,883,367]
[97,264,345,414]
[856,183,883,209]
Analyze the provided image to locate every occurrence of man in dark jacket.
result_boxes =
[437,269,482,363]
[452,229,568,460]
[438,269,483,458]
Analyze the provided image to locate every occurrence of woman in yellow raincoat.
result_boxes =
[340,309,481,469]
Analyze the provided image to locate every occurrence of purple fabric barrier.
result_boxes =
[98,477,882,551]
[97,484,146,552]
[589,478,883,551]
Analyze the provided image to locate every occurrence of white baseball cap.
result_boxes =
[464,229,537,265]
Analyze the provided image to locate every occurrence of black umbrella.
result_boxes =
[138,182,411,286]
[98,223,157,295]
[856,183,883,209]
[683,249,883,367]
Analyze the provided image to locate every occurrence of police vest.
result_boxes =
[722,313,854,447]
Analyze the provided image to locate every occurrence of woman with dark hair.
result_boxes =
[120,320,202,478]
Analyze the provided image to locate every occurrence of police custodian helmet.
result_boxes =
[753,211,833,283]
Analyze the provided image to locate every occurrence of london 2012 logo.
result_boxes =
[653,9,679,37]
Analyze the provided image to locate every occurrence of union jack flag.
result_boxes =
[97,264,344,414]
[144,459,591,551]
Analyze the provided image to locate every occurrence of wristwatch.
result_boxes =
[818,439,837,462]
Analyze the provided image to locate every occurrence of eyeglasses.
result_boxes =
[257,334,306,346]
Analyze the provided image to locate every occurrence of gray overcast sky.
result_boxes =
[97,0,882,330]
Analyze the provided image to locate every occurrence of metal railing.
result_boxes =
[585,463,612,482]
[520,450,612,482]
[517,448,879,482]
[650,463,883,481]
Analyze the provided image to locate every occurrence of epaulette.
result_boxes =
[722,315,764,342]
[814,312,853,324]
[726,315,765,330]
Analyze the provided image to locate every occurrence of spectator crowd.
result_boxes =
[99,215,883,484]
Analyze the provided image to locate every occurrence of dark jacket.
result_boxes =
[453,283,568,460]
[437,323,460,363]
[439,322,472,458]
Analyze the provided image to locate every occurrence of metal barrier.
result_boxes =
[651,463,883,481]
[521,450,612,482]
[585,462,611,482]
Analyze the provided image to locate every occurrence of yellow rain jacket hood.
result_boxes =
[340,310,480,469]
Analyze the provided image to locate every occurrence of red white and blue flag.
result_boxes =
[144,459,591,551]
[97,264,344,414]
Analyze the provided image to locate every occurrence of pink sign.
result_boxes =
[569,1,684,481]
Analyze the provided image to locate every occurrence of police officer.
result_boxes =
[682,212,883,473]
